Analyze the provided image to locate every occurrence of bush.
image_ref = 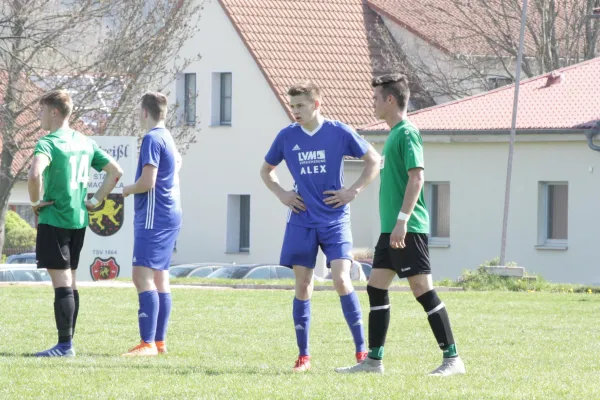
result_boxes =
[4,211,36,249]
[449,257,600,293]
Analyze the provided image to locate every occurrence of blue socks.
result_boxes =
[340,291,366,353]
[293,298,311,356]
[138,290,159,343]
[155,292,172,342]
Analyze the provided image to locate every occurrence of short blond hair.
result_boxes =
[141,91,168,121]
[39,89,73,118]
[287,81,322,101]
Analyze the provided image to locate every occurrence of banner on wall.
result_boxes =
[79,136,137,281]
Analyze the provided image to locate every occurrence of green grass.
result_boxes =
[1,287,599,399]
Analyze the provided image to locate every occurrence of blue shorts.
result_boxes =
[133,228,180,271]
[280,222,353,269]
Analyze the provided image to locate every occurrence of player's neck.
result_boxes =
[301,114,324,133]
[49,120,70,133]
[385,110,407,130]
[146,120,166,132]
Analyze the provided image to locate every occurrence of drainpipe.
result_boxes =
[585,122,600,152]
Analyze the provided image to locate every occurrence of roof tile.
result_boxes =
[219,0,433,127]
[360,58,600,132]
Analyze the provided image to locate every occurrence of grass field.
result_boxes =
[1,285,599,399]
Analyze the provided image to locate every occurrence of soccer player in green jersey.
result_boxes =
[28,90,123,357]
[336,74,465,376]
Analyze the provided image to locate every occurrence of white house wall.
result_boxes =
[359,136,600,285]
[8,181,29,204]
[168,0,294,265]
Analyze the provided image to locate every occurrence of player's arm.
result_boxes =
[391,129,425,249]
[88,159,123,208]
[324,126,381,208]
[399,167,424,218]
[260,161,305,213]
[27,154,54,214]
[123,165,157,197]
[349,146,380,195]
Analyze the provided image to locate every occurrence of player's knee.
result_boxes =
[332,273,352,292]
[367,284,389,307]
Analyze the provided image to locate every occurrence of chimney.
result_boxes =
[544,71,565,87]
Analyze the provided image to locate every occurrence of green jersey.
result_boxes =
[34,128,111,229]
[379,119,429,234]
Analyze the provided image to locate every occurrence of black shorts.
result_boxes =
[36,224,86,270]
[373,233,431,278]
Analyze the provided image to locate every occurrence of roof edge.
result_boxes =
[359,128,593,135]
[217,0,294,122]
[366,1,452,55]
[406,57,600,119]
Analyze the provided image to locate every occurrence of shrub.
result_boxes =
[4,211,36,249]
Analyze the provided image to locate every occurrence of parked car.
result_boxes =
[6,252,36,265]
[0,264,50,282]
[359,262,372,279]
[186,266,223,278]
[242,265,295,280]
[205,265,261,279]
[204,264,294,280]
[169,262,233,278]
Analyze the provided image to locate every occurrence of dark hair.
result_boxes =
[39,89,73,117]
[287,81,322,101]
[141,91,168,120]
[371,73,410,111]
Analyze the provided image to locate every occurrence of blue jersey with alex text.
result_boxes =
[134,127,182,231]
[264,119,370,227]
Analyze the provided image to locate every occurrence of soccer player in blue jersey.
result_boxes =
[260,81,381,372]
[121,92,182,356]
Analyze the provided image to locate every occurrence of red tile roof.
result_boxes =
[360,57,600,132]
[218,0,434,127]
[367,0,578,57]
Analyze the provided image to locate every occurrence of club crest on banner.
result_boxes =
[90,257,121,281]
[87,193,124,236]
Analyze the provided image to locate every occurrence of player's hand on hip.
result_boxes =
[85,200,98,211]
[122,186,132,198]
[390,220,407,249]
[323,187,357,208]
[278,190,305,213]
[32,201,54,216]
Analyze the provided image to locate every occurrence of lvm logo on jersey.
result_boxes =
[298,150,326,175]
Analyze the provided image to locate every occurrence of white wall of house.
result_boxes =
[9,181,29,204]
[167,0,297,266]
[359,133,600,285]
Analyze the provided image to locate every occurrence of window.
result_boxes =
[424,182,450,245]
[211,72,232,126]
[184,73,196,126]
[538,182,568,248]
[220,73,232,125]
[226,194,250,253]
[239,194,250,252]
[487,76,513,89]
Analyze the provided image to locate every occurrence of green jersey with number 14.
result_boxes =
[34,128,111,229]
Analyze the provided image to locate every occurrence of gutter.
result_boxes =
[584,122,600,152]
[359,128,592,136]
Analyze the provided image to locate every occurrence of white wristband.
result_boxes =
[397,211,410,221]
[31,200,40,207]
[89,197,100,206]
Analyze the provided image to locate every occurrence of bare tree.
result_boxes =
[372,0,600,101]
[0,0,204,254]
